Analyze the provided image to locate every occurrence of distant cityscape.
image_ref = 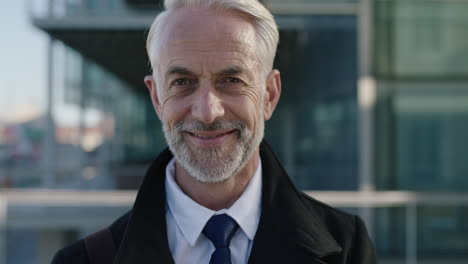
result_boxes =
[0,105,113,188]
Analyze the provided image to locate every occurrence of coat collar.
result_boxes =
[114,141,341,264]
[247,142,342,263]
[114,147,174,264]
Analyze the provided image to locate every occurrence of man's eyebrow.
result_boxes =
[166,66,194,76]
[217,66,244,76]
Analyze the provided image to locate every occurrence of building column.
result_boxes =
[42,37,56,188]
[358,0,376,239]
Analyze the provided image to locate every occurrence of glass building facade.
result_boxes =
[2,0,467,263]
[267,15,358,190]
[374,0,468,259]
[375,0,468,191]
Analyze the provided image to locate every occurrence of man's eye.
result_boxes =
[222,77,242,84]
[217,77,245,91]
[173,78,195,86]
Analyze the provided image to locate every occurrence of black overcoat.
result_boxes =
[52,141,377,264]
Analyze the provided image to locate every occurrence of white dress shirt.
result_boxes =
[165,157,262,264]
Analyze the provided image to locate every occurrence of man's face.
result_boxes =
[145,7,280,183]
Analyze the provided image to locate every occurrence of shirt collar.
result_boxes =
[165,157,262,246]
[224,160,262,240]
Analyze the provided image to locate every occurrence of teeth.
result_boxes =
[189,131,232,139]
[195,134,218,139]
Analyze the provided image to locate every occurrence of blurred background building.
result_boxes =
[1,0,468,263]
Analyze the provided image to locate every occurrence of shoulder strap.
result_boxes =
[84,227,116,264]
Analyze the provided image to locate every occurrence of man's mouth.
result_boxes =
[187,130,235,139]
[184,130,237,146]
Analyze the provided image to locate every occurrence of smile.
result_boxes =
[190,131,233,138]
[185,130,236,146]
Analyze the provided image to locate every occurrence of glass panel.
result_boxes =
[7,229,38,263]
[5,205,129,263]
[419,205,468,256]
[376,81,468,191]
[375,0,468,78]
[375,206,468,259]
[395,82,468,190]
[375,207,406,257]
[265,15,358,190]
[42,45,166,189]
[375,0,468,191]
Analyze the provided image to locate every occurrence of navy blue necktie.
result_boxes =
[203,214,239,264]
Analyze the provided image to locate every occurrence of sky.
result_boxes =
[0,0,47,118]
[0,0,102,126]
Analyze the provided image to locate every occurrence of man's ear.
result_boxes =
[263,69,281,120]
[144,75,163,120]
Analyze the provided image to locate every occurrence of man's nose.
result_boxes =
[191,84,225,124]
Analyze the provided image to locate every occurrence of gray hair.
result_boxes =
[146,0,279,76]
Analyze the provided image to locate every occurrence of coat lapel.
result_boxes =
[248,142,342,263]
[114,141,342,263]
[114,148,175,264]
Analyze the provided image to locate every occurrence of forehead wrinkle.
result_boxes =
[164,50,256,69]
[168,23,249,45]
[160,10,259,75]
[169,40,255,55]
[159,8,258,50]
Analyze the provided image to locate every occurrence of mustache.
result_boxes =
[173,120,246,133]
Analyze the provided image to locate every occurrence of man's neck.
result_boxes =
[173,150,260,211]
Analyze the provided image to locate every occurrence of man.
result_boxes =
[53,0,377,263]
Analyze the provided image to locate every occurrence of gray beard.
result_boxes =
[162,118,264,183]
